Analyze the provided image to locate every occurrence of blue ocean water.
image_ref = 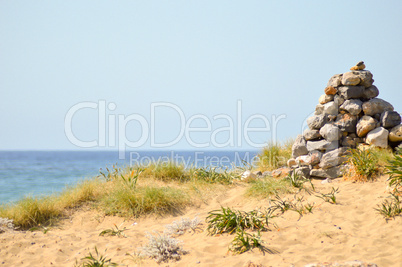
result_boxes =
[0,150,259,204]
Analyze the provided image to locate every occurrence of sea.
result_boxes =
[0,150,259,204]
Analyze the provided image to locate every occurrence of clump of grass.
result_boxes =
[0,196,62,230]
[245,177,293,199]
[139,232,188,263]
[58,179,103,209]
[376,150,402,220]
[150,162,189,182]
[75,246,117,267]
[285,171,315,192]
[267,195,315,219]
[372,147,395,172]
[191,166,236,184]
[101,185,191,217]
[386,150,402,193]
[258,140,293,171]
[375,194,402,220]
[165,217,202,236]
[344,148,378,182]
[206,207,269,235]
[99,223,127,237]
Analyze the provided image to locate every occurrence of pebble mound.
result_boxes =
[290,61,402,179]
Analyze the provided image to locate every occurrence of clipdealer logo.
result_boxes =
[64,100,286,159]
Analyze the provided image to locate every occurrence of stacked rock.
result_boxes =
[290,61,402,179]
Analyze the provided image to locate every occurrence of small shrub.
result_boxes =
[206,207,268,235]
[139,232,188,263]
[75,247,117,267]
[375,194,402,220]
[228,230,264,254]
[345,148,378,182]
[99,223,127,237]
[386,152,402,193]
[165,217,202,236]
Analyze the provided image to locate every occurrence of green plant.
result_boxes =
[99,223,127,237]
[285,171,315,192]
[304,203,315,213]
[228,229,264,254]
[316,187,339,204]
[139,232,188,263]
[269,195,293,215]
[206,207,268,235]
[76,247,117,267]
[120,168,143,189]
[375,194,402,220]
[386,152,402,193]
[99,164,121,182]
[346,148,378,181]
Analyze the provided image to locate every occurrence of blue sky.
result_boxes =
[1,1,402,151]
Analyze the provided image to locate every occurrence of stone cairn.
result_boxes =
[290,61,402,179]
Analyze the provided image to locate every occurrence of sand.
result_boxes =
[1,176,401,267]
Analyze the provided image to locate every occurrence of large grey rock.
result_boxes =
[389,125,402,142]
[307,115,327,130]
[356,115,377,137]
[355,70,374,87]
[319,124,342,142]
[327,74,343,88]
[362,98,394,116]
[303,129,321,141]
[319,147,350,169]
[318,94,334,104]
[366,127,389,148]
[338,86,365,99]
[315,104,324,115]
[380,111,401,129]
[310,165,345,179]
[334,113,358,133]
[340,99,363,115]
[362,85,379,99]
[322,101,339,115]
[294,167,311,179]
[307,140,339,152]
[292,135,308,158]
[341,72,361,86]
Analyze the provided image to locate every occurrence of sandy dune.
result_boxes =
[0,176,401,267]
